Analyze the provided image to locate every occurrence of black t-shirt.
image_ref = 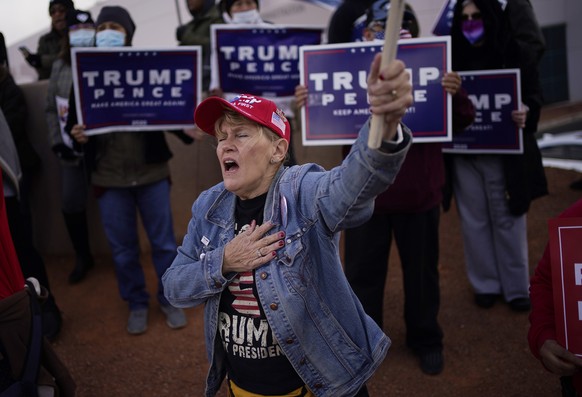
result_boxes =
[218,193,304,394]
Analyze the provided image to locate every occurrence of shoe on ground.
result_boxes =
[474,293,499,308]
[569,178,582,191]
[508,297,531,312]
[419,350,444,375]
[127,308,148,335]
[161,305,187,329]
[68,256,94,284]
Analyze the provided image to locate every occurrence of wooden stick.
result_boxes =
[368,0,406,149]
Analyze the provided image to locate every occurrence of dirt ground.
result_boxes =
[44,166,582,397]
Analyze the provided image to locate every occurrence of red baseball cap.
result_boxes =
[194,94,291,143]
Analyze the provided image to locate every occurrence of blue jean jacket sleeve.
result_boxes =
[162,193,235,308]
[312,120,411,233]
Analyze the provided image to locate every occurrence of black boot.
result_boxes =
[62,210,94,284]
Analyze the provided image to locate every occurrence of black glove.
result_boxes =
[25,53,41,68]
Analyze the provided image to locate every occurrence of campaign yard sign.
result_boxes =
[210,24,323,97]
[299,36,451,146]
[71,47,202,135]
[549,217,582,357]
[210,24,323,116]
[442,69,522,154]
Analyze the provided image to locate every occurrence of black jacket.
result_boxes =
[449,0,547,215]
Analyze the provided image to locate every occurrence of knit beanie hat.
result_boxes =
[221,0,259,15]
[96,6,136,43]
[66,9,94,28]
[48,0,75,13]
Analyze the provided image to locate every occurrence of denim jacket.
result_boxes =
[163,121,411,397]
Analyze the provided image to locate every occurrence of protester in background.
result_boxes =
[68,5,193,335]
[448,0,547,311]
[219,0,264,24]
[23,0,75,80]
[528,198,582,397]
[327,0,375,44]
[0,59,63,340]
[295,0,474,376]
[176,0,224,93]
[45,9,95,285]
[163,48,413,394]
[344,0,471,376]
[505,0,546,135]
[210,0,266,99]
[175,0,224,143]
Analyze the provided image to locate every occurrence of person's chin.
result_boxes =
[54,21,66,31]
[223,179,240,194]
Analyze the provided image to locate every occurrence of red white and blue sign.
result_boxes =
[71,47,202,135]
[210,25,323,98]
[299,36,451,146]
[549,217,582,357]
[442,69,522,154]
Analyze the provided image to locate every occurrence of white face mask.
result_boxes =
[95,29,126,48]
[69,28,96,47]
[231,9,262,24]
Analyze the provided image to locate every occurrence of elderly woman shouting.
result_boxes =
[162,53,413,397]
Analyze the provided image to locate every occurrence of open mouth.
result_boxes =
[224,160,239,172]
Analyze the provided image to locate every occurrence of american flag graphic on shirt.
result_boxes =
[228,271,261,317]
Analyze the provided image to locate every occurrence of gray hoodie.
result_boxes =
[0,109,21,198]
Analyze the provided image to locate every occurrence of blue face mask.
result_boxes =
[96,29,126,47]
[69,29,95,47]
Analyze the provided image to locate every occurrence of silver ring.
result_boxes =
[391,89,398,99]
[257,249,263,258]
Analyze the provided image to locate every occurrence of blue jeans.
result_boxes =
[98,179,176,310]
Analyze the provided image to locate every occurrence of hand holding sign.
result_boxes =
[539,340,582,376]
